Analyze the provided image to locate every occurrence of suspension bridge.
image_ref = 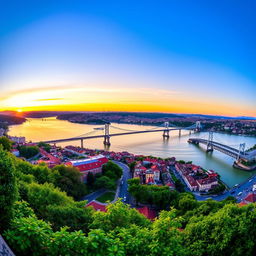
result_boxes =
[188,132,256,164]
[37,121,201,147]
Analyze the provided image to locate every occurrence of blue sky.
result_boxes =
[0,0,255,115]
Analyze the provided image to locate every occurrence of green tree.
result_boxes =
[149,210,188,256]
[19,145,39,159]
[90,199,150,232]
[0,136,12,151]
[102,161,122,179]
[26,182,74,216]
[53,165,88,199]
[38,142,51,152]
[45,202,93,233]
[184,204,256,256]
[0,148,18,231]
[94,176,116,190]
[4,215,53,256]
[15,160,54,184]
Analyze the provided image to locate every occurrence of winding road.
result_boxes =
[81,161,132,204]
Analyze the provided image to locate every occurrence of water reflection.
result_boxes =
[8,117,256,186]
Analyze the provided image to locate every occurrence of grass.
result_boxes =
[96,192,115,203]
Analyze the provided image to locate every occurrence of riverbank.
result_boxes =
[8,117,256,187]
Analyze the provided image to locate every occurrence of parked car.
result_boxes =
[237,192,242,196]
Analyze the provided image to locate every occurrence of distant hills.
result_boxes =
[0,111,255,120]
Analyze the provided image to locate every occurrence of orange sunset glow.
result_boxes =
[0,86,255,117]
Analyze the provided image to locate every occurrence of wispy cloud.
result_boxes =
[33,98,63,102]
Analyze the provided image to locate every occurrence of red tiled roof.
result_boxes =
[244,193,256,203]
[66,155,108,172]
[238,202,248,207]
[136,206,157,220]
[86,201,107,212]
[39,148,61,164]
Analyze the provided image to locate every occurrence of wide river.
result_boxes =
[9,117,256,187]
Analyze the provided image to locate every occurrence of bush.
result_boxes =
[19,145,39,159]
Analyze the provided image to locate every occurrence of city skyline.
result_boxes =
[0,1,255,116]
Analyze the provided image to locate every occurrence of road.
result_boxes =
[170,166,256,202]
[81,161,132,204]
[113,161,132,204]
[81,188,107,203]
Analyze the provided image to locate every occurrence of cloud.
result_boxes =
[33,98,64,102]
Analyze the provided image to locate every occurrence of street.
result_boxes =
[170,166,256,202]
[113,161,132,204]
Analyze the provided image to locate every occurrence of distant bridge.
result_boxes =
[188,135,252,161]
[36,121,202,147]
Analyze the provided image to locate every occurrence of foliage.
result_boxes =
[53,164,88,199]
[90,199,150,232]
[184,204,256,256]
[38,142,51,152]
[128,178,179,209]
[102,161,123,179]
[0,136,12,151]
[96,191,115,203]
[2,151,256,256]
[94,175,116,190]
[0,148,18,231]
[18,145,39,159]
[45,202,93,233]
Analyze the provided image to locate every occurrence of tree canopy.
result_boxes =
[1,151,256,256]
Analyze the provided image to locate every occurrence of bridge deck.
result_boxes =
[37,128,190,144]
[188,138,250,160]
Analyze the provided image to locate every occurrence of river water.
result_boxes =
[9,117,256,187]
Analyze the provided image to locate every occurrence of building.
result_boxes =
[184,175,198,191]
[11,149,20,157]
[175,162,219,192]
[9,136,26,144]
[86,200,107,212]
[136,206,157,221]
[66,154,108,181]
[0,128,5,136]
[196,177,218,192]
[244,193,256,204]
[145,169,154,184]
[151,165,160,182]
[38,148,62,168]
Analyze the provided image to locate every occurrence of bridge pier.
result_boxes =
[103,123,111,146]
[81,139,84,149]
[206,131,213,152]
[163,130,170,138]
[103,136,111,146]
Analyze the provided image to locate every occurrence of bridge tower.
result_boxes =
[206,131,213,152]
[163,122,170,138]
[80,139,84,149]
[103,123,111,146]
[195,121,201,132]
[237,143,245,161]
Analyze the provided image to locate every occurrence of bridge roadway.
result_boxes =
[188,138,250,160]
[37,127,191,144]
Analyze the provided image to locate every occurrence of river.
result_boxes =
[8,117,256,187]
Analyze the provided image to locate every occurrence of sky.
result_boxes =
[0,0,255,116]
